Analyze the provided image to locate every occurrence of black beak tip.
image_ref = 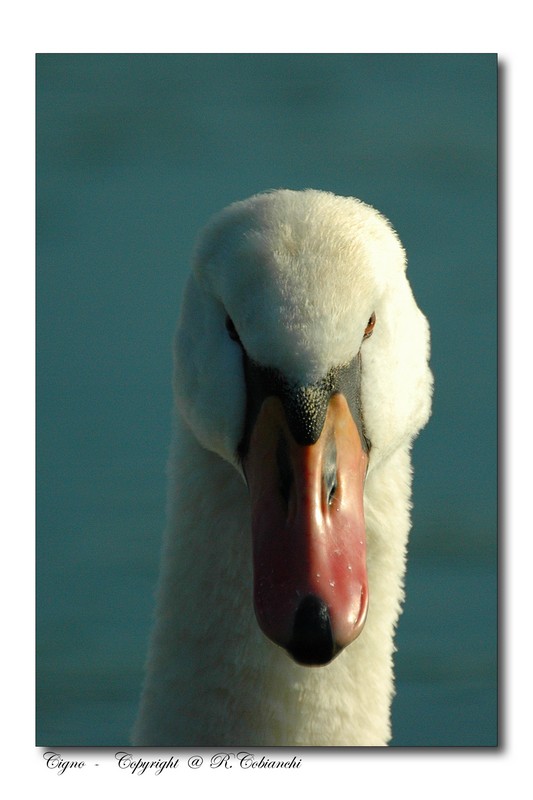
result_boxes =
[287,594,339,666]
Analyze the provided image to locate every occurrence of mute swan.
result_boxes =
[133,189,432,747]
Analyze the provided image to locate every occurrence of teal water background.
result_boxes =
[36,53,497,746]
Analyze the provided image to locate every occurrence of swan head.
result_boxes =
[175,189,432,665]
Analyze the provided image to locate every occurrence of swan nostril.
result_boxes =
[324,434,338,507]
[327,478,338,506]
[288,594,338,666]
[276,433,293,507]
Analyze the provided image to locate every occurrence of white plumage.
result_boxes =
[133,189,432,746]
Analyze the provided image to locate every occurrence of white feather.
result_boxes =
[133,189,433,746]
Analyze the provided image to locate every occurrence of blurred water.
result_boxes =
[36,53,497,746]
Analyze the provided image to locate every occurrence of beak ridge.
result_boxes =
[244,392,369,665]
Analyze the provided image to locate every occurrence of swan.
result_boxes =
[133,188,432,747]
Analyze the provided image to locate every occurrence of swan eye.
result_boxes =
[225,315,241,343]
[363,312,376,340]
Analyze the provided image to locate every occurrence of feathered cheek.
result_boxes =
[174,309,247,467]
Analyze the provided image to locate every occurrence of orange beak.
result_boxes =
[243,392,368,665]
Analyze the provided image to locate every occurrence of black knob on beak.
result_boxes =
[288,594,338,665]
